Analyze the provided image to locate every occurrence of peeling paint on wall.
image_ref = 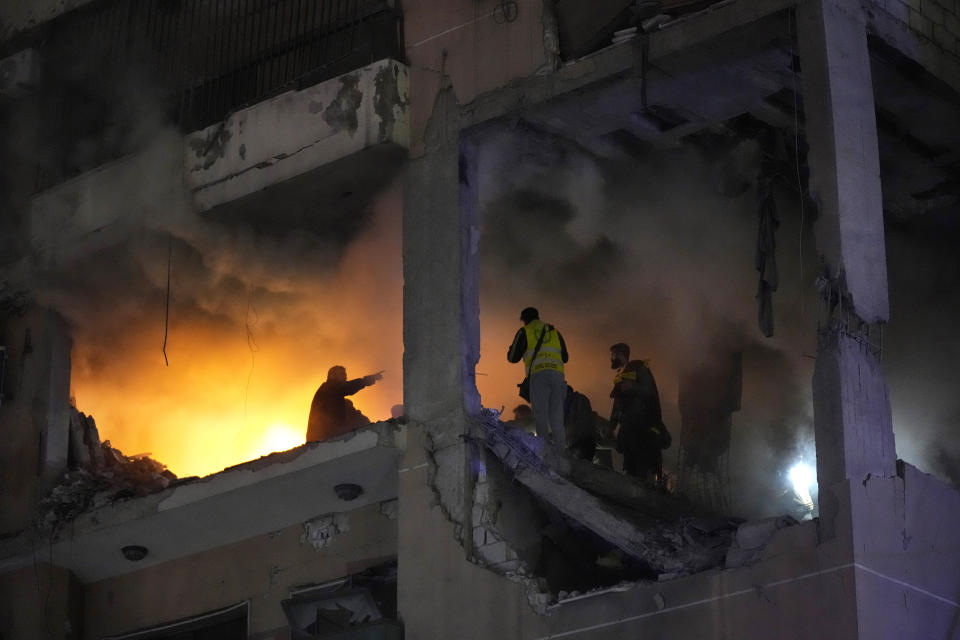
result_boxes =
[374,64,408,142]
[188,124,232,171]
[301,513,350,551]
[323,74,363,134]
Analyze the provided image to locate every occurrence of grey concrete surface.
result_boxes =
[0,423,402,582]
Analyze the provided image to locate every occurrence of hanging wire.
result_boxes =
[162,233,173,366]
[243,293,261,427]
[788,9,807,324]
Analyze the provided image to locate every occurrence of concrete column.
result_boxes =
[400,87,488,636]
[402,87,480,430]
[799,4,908,638]
[36,310,72,494]
[798,0,896,516]
[797,0,889,324]
[0,307,71,534]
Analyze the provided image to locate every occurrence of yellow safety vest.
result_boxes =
[523,320,564,375]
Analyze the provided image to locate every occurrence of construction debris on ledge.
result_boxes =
[472,409,779,582]
[37,408,178,531]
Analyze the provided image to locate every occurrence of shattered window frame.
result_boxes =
[282,562,400,639]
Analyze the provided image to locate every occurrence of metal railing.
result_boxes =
[31,0,402,191]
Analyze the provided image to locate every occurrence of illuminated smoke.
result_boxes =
[787,460,816,512]
[32,131,403,477]
[472,122,960,513]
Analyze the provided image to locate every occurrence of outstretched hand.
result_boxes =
[364,370,385,385]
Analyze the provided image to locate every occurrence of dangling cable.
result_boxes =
[243,294,260,428]
[162,233,172,366]
[789,9,807,323]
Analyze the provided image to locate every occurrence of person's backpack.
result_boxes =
[564,388,595,445]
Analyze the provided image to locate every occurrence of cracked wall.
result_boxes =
[186,58,409,213]
[79,500,397,640]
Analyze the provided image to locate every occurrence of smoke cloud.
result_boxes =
[472,123,822,518]
[27,128,403,477]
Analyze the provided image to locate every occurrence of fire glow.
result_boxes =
[65,185,404,478]
[69,322,402,478]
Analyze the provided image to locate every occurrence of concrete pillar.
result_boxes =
[402,86,480,430]
[798,0,896,518]
[36,310,72,494]
[400,88,488,636]
[0,307,71,534]
[797,0,889,324]
[799,3,907,638]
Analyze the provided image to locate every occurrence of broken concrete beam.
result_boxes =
[565,456,709,520]
[512,466,681,574]
[475,412,736,575]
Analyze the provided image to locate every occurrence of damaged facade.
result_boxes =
[2,0,960,638]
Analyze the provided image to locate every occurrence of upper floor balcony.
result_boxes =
[0,0,405,194]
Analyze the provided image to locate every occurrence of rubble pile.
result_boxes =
[473,410,742,581]
[38,408,177,530]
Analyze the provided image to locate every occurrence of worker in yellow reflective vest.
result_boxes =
[507,307,569,449]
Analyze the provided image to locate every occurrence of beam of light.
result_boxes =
[788,460,816,510]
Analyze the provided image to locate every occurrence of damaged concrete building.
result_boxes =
[2,0,960,638]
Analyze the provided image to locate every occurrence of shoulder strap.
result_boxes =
[526,324,551,376]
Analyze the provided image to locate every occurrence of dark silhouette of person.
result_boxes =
[609,343,669,481]
[306,366,383,442]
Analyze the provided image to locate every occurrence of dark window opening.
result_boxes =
[103,601,247,640]
[282,562,400,640]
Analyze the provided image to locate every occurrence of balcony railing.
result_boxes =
[29,0,403,191]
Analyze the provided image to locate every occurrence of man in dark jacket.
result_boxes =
[306,366,383,442]
[609,343,668,481]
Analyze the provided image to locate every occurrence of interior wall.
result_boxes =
[81,501,397,640]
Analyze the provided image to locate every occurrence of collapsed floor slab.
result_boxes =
[474,411,739,577]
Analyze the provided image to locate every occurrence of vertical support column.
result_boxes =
[402,86,479,429]
[37,310,72,494]
[0,307,71,534]
[799,3,907,638]
[798,0,897,529]
[399,87,489,637]
[798,0,889,323]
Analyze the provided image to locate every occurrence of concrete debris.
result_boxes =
[724,515,798,568]
[37,408,177,530]
[301,513,350,551]
[474,410,740,578]
[38,449,176,530]
[68,408,105,471]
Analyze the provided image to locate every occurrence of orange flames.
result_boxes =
[68,185,404,478]
[70,327,402,478]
